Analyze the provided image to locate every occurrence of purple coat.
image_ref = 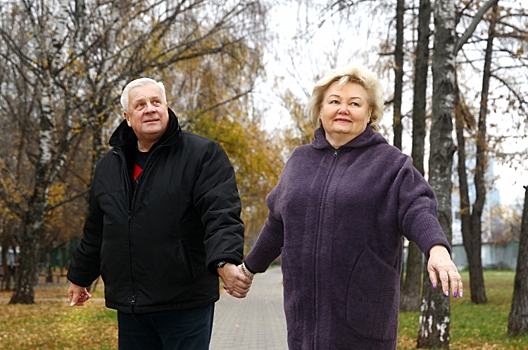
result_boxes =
[244,126,450,349]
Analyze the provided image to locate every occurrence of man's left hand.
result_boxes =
[218,263,252,298]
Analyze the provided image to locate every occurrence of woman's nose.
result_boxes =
[338,103,349,114]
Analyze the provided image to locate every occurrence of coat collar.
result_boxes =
[311,125,387,150]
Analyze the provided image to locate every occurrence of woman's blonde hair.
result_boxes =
[306,63,384,132]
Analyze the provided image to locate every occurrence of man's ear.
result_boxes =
[124,112,131,127]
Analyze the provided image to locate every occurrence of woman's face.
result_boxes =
[319,81,372,148]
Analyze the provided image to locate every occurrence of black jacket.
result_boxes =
[67,109,245,313]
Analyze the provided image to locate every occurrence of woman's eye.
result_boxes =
[330,100,339,104]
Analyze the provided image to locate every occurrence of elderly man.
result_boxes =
[67,78,251,349]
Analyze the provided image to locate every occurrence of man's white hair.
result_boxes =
[120,78,167,111]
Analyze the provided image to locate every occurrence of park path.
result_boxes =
[210,267,288,350]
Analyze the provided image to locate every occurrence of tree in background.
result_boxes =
[0,0,269,304]
[456,1,500,305]
[400,0,431,313]
[417,0,457,347]
[454,0,528,304]
[487,203,522,244]
[508,185,528,336]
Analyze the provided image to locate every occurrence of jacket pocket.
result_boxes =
[346,246,399,341]
[177,239,196,282]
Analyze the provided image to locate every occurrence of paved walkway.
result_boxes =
[210,267,288,350]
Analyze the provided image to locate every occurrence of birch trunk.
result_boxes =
[9,1,76,304]
[417,0,456,347]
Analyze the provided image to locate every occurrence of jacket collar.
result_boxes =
[311,125,387,150]
[109,108,182,150]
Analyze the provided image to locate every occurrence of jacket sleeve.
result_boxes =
[67,180,104,287]
[192,141,245,275]
[243,168,286,273]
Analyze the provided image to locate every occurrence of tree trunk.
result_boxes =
[392,0,404,150]
[400,242,423,311]
[1,226,13,291]
[464,3,499,305]
[401,0,431,313]
[508,185,528,336]
[10,227,41,304]
[417,0,456,347]
[45,252,53,283]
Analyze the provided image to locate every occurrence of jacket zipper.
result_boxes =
[115,145,164,311]
[114,149,138,311]
[313,147,339,347]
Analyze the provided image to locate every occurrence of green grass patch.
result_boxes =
[398,270,528,349]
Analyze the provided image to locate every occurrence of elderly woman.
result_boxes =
[241,63,463,349]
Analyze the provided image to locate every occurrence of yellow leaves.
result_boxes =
[0,302,118,349]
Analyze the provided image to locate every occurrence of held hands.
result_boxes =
[427,245,463,298]
[218,263,253,298]
[68,282,92,306]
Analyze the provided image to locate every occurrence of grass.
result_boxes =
[398,271,528,349]
[0,281,117,350]
[1,271,527,349]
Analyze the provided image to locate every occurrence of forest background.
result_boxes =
[0,0,527,347]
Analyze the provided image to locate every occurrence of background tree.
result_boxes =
[457,1,500,305]
[400,0,431,313]
[392,0,405,151]
[417,0,457,347]
[488,202,522,244]
[453,0,528,304]
[0,0,268,304]
[508,185,528,336]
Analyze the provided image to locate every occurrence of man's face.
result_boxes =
[124,83,169,144]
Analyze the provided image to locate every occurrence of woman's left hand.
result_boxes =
[427,245,463,298]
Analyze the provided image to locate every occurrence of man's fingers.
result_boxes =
[70,293,80,306]
[69,289,91,306]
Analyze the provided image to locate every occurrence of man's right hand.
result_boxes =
[68,282,92,306]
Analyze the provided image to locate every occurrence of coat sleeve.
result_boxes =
[67,179,104,287]
[243,172,285,273]
[192,141,245,275]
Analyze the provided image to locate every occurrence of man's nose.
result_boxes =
[145,102,156,112]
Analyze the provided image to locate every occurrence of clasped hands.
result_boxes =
[218,263,254,299]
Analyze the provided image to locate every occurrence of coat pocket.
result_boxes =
[177,239,196,282]
[346,246,399,341]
